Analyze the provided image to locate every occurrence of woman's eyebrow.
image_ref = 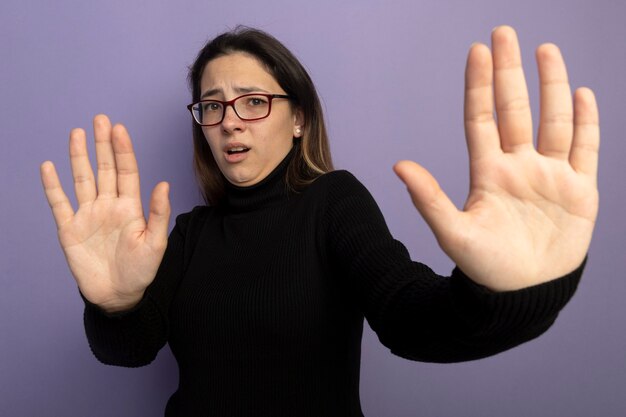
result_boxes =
[200,86,270,99]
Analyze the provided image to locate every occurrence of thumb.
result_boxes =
[393,160,459,246]
[145,181,171,252]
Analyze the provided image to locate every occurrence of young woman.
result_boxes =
[40,26,599,416]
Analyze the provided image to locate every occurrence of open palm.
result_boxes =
[394,26,599,291]
[41,115,171,312]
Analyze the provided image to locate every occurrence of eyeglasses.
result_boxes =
[187,93,291,126]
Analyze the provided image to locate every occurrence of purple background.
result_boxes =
[2,1,625,416]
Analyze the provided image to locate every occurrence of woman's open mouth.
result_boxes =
[226,146,249,155]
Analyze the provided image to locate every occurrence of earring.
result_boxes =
[295,127,302,135]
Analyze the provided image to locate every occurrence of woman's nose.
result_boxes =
[221,104,244,131]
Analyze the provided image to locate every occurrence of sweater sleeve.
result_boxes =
[82,207,204,367]
[322,171,582,363]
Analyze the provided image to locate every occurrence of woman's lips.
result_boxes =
[223,143,250,163]
[227,146,249,154]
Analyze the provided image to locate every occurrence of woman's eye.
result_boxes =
[203,102,221,112]
[248,97,268,106]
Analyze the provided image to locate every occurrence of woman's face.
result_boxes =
[200,52,302,187]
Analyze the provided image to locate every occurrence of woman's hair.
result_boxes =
[188,26,333,205]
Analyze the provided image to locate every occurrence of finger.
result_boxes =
[111,123,141,199]
[570,87,599,180]
[492,26,534,151]
[464,42,501,161]
[393,160,459,248]
[145,182,171,253]
[93,114,117,197]
[40,161,75,228]
[69,128,97,205]
[536,43,573,159]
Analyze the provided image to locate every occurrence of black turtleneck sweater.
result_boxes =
[83,151,583,416]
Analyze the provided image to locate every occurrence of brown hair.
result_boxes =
[188,26,333,205]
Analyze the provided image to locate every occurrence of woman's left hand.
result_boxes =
[394,26,599,292]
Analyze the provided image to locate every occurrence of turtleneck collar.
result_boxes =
[223,146,295,213]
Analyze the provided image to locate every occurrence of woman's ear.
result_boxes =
[293,108,304,138]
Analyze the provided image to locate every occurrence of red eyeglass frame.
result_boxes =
[186,93,291,126]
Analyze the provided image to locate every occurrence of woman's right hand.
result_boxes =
[40,114,171,313]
